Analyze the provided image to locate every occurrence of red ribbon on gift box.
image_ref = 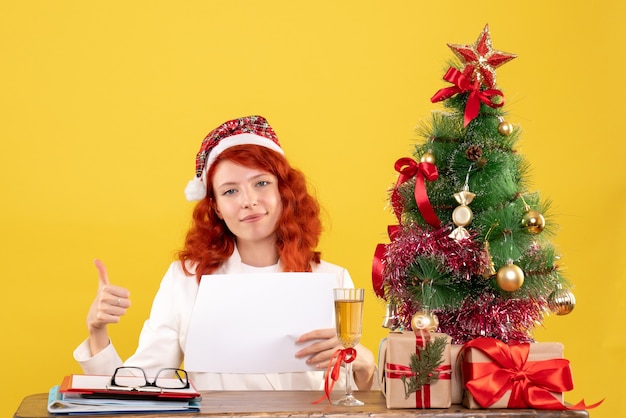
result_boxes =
[461,337,603,410]
[385,363,451,408]
[384,334,451,408]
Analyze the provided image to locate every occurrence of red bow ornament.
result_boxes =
[431,67,505,127]
[391,157,441,228]
[375,158,441,299]
[461,338,603,410]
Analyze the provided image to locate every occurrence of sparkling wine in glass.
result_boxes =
[333,288,364,406]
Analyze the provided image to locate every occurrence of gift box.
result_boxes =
[379,331,452,409]
[449,344,464,405]
[460,337,572,409]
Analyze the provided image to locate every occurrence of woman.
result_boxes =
[74,115,376,391]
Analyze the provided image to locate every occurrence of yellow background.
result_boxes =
[1,1,623,416]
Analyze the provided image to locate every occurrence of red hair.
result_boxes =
[179,145,322,281]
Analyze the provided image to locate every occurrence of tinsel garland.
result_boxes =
[381,223,547,344]
[437,293,546,344]
[382,223,486,285]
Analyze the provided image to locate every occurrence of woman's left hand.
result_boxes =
[295,328,376,390]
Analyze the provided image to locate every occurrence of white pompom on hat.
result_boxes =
[184,115,284,201]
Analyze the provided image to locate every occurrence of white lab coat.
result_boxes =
[74,247,354,390]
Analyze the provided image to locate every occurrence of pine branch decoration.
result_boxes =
[401,336,448,399]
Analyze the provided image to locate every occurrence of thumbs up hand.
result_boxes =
[86,259,131,355]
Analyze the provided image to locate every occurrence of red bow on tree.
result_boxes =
[391,157,441,228]
[374,158,441,299]
[430,67,505,127]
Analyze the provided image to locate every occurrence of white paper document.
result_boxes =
[184,273,336,373]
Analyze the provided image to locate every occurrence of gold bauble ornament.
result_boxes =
[522,209,545,234]
[498,121,513,136]
[411,310,439,332]
[548,285,576,315]
[496,263,524,291]
[420,151,436,164]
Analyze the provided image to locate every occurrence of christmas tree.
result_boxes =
[373,25,576,344]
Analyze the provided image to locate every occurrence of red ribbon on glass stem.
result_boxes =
[391,157,441,228]
[313,347,357,404]
[430,66,505,127]
[462,338,603,410]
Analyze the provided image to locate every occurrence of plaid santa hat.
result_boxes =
[184,115,283,201]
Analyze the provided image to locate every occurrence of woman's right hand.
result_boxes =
[86,259,131,356]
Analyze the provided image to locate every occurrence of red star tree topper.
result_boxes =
[447,24,517,88]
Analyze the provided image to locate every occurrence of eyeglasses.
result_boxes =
[108,367,190,392]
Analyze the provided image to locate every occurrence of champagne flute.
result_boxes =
[333,288,364,406]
